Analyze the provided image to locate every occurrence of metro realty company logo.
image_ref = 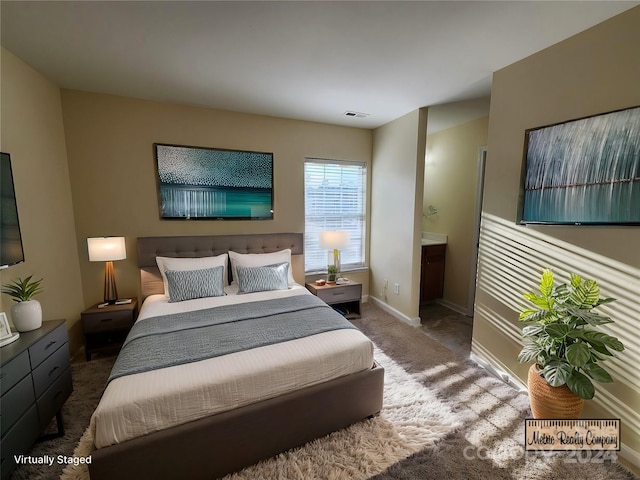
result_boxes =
[525,419,620,451]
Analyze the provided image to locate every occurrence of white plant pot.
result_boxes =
[11,300,43,332]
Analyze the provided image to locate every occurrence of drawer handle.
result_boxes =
[332,292,345,296]
[45,340,57,350]
[100,318,114,323]
[48,366,59,377]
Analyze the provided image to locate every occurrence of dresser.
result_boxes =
[0,319,73,478]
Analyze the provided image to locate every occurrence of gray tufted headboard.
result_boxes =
[137,233,304,299]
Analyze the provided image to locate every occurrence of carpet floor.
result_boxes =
[11,357,113,480]
[10,302,638,480]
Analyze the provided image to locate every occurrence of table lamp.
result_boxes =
[87,237,126,304]
[319,230,349,281]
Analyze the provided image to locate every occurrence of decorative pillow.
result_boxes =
[228,249,294,285]
[156,254,229,295]
[165,266,225,303]
[236,263,289,294]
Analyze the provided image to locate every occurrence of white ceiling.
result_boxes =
[1,1,637,129]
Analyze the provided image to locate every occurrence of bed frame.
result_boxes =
[89,233,384,480]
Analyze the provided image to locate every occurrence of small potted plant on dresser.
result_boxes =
[1,275,44,332]
[517,269,625,418]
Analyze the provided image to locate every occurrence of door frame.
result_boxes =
[467,146,487,316]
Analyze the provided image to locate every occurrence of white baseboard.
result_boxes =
[437,298,472,317]
[362,294,369,303]
[469,351,527,392]
[369,297,421,327]
[620,444,640,473]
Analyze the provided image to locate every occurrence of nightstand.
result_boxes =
[81,298,138,361]
[306,281,362,319]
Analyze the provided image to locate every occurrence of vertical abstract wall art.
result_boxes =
[519,106,640,225]
[154,144,273,220]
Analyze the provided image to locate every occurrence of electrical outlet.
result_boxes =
[394,283,400,295]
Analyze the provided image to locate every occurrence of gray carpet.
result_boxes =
[351,304,637,480]
[10,302,639,479]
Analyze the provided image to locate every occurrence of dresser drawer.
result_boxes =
[29,322,68,368]
[0,350,30,396]
[37,367,73,431]
[316,284,361,304]
[1,374,36,436]
[32,342,70,398]
[1,404,40,479]
[83,309,134,333]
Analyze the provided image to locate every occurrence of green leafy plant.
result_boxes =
[517,269,624,400]
[1,275,44,302]
[327,265,338,281]
[423,205,438,218]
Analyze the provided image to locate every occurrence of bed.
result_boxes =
[88,233,384,480]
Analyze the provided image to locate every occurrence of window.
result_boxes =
[304,159,366,273]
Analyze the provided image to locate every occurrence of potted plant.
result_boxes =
[517,269,624,418]
[1,275,44,332]
[327,265,338,284]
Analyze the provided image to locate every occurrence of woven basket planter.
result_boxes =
[527,364,584,418]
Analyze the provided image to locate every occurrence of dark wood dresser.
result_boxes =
[0,319,73,477]
[420,244,446,304]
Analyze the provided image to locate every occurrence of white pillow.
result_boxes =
[156,254,229,295]
[228,249,294,286]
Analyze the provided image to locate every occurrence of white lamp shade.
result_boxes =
[87,237,127,262]
[319,231,349,249]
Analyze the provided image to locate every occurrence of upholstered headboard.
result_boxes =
[137,233,304,299]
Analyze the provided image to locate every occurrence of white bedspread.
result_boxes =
[90,285,374,448]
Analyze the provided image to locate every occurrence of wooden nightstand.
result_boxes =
[306,281,362,319]
[81,298,138,361]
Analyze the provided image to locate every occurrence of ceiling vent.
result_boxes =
[343,111,370,119]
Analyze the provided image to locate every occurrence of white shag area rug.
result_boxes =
[60,347,459,480]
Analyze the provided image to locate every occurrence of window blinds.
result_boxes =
[304,159,366,273]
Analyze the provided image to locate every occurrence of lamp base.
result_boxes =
[103,261,119,304]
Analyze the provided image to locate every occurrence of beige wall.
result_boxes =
[0,48,85,352]
[60,90,373,311]
[474,7,640,463]
[370,108,427,322]
[424,115,488,312]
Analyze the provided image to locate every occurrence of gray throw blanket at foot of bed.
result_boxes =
[108,294,356,383]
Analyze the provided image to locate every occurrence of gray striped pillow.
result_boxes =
[236,263,289,294]
[165,266,225,302]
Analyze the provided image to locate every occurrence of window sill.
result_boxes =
[305,266,369,276]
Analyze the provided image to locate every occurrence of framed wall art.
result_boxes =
[154,144,274,220]
[518,105,640,225]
